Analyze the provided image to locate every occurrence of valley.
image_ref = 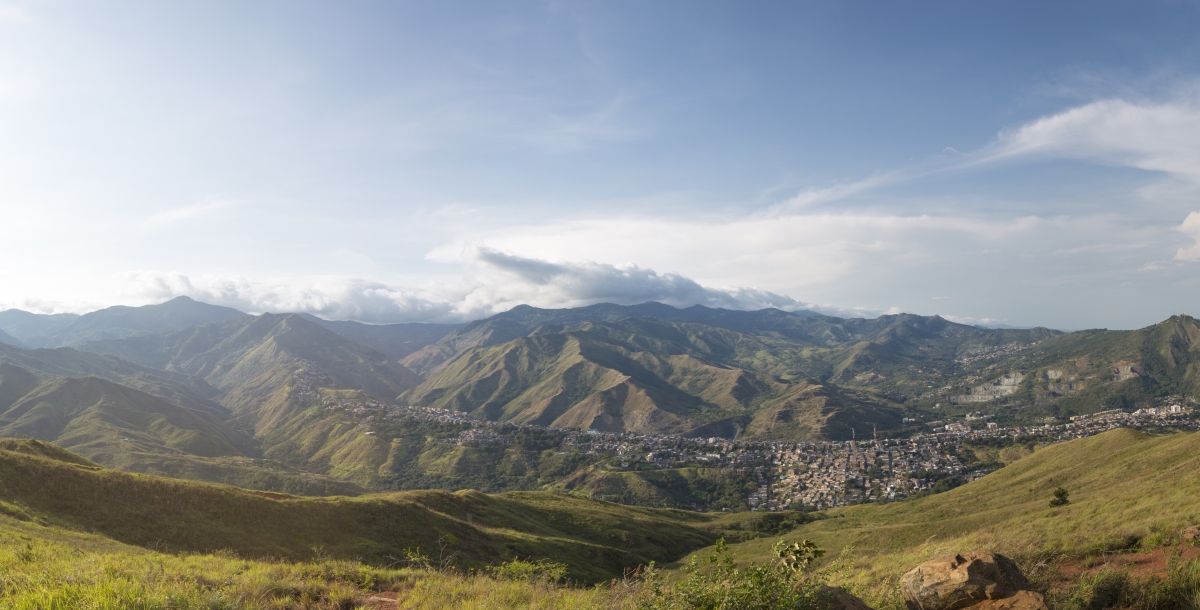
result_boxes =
[1,298,1200,608]
[2,298,1199,512]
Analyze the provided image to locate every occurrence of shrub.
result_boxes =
[487,558,569,584]
[636,538,843,610]
[1050,487,1070,507]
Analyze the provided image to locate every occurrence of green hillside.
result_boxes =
[557,466,759,511]
[0,313,430,497]
[0,439,726,583]
[403,319,905,440]
[81,312,420,398]
[3,430,1200,607]
[0,355,363,496]
[401,304,1058,379]
[707,428,1200,607]
[0,369,254,459]
[0,341,224,414]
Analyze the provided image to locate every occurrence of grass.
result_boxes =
[692,428,1200,607]
[9,430,1200,608]
[0,532,633,609]
[0,439,733,584]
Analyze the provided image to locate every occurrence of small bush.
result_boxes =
[636,538,843,610]
[1050,487,1070,507]
[487,558,569,584]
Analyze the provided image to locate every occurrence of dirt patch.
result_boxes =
[361,592,398,608]
[1056,545,1200,583]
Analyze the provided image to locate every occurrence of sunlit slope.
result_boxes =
[0,342,224,415]
[402,303,1059,381]
[81,313,420,398]
[72,313,428,491]
[0,440,720,582]
[0,362,357,496]
[717,428,1200,601]
[0,362,253,458]
[403,320,902,439]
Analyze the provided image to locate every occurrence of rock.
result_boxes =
[900,551,1032,610]
[963,590,1049,610]
[1183,525,1200,541]
[818,585,875,610]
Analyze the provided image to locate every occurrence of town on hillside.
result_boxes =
[292,362,1199,512]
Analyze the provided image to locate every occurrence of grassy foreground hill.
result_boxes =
[706,428,1200,607]
[2,432,1200,607]
[0,438,728,584]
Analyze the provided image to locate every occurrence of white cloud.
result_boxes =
[113,247,900,324]
[465,246,845,314]
[441,212,1045,295]
[0,3,32,25]
[988,96,1200,182]
[1174,211,1200,261]
[769,173,898,211]
[138,200,237,229]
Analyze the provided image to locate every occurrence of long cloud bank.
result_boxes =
[116,248,882,324]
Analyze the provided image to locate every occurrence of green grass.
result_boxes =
[0,439,734,584]
[690,428,1200,607]
[7,430,1200,607]
[0,532,633,609]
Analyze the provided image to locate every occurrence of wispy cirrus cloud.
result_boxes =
[138,200,238,229]
[769,92,1200,211]
[985,95,1200,183]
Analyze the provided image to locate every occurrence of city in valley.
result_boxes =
[303,362,1199,513]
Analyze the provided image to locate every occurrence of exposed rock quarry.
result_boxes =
[900,551,1044,610]
[953,373,1024,404]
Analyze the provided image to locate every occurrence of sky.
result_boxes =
[1,1,1200,330]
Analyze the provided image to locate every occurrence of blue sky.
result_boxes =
[2,1,1199,329]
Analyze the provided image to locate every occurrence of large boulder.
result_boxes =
[899,551,1032,610]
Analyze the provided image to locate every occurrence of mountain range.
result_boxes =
[1,296,1198,501]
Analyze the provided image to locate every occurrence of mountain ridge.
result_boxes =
[1,297,246,348]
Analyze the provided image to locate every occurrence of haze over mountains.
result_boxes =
[1,295,1198,499]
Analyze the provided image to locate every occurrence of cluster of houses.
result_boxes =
[758,436,983,511]
[953,342,1038,366]
[961,402,1196,442]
